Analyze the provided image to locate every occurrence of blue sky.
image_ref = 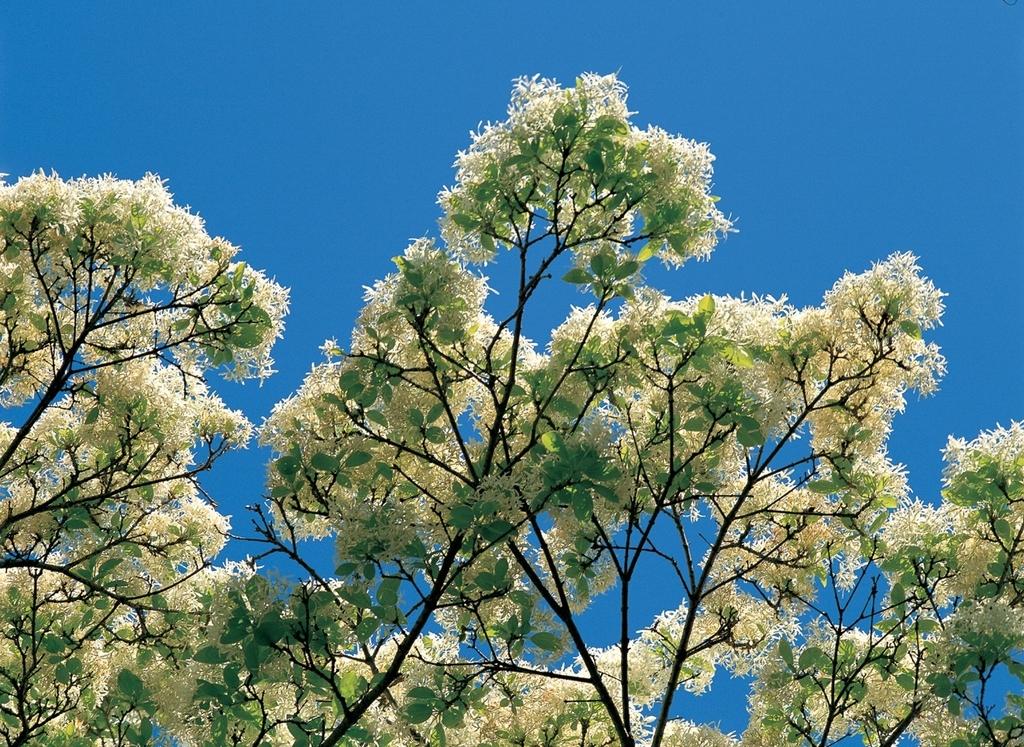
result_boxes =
[2,1,1022,736]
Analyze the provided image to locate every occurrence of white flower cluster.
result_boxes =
[438,73,729,267]
[943,420,1024,487]
[0,173,289,393]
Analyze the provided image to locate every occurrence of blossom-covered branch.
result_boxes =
[0,173,287,744]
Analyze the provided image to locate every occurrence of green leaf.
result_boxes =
[531,632,561,651]
[899,320,922,339]
[994,517,1013,542]
[255,615,289,645]
[340,370,363,395]
[778,639,794,668]
[339,669,363,699]
[450,213,478,230]
[798,647,825,671]
[40,635,65,654]
[310,452,341,472]
[29,313,48,332]
[553,107,578,130]
[406,686,436,701]
[274,455,300,478]
[220,618,249,645]
[117,669,144,699]
[449,505,474,529]
[404,700,434,724]
[286,723,309,747]
[378,577,400,607]
[475,571,495,591]
[433,723,447,746]
[591,483,619,503]
[978,581,1000,598]
[637,243,657,262]
[697,294,715,316]
[194,646,225,665]
[345,451,372,468]
[615,260,639,279]
[736,422,764,448]
[232,323,265,349]
[97,557,123,577]
[682,416,707,432]
[339,588,373,609]
[441,708,464,728]
[877,493,899,509]
[365,409,388,427]
[599,114,629,136]
[562,268,592,285]
[721,343,754,368]
[590,251,612,277]
[194,680,229,705]
[539,431,564,453]
[895,673,916,691]
[931,676,953,697]
[890,584,905,606]
[572,492,594,521]
[479,520,514,542]
[355,618,378,642]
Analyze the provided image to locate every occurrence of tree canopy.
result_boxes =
[1,74,1021,747]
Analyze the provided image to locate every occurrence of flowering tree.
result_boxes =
[5,75,1021,746]
[157,74,1020,746]
[0,174,287,744]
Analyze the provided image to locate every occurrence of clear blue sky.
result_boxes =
[2,1,1022,736]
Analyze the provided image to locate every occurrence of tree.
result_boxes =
[161,73,1022,746]
[0,173,287,744]
[5,75,1021,747]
